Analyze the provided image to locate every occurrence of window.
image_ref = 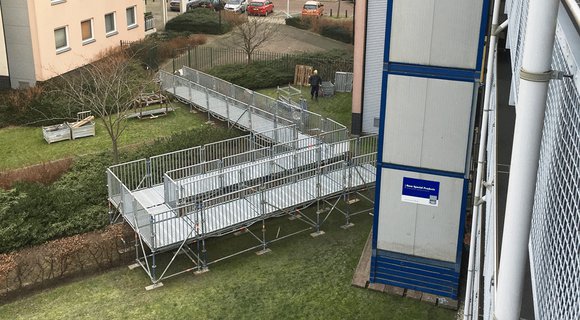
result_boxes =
[54,27,69,53]
[81,19,94,44]
[104,12,117,36]
[126,6,137,29]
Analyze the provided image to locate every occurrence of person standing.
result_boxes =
[308,70,322,100]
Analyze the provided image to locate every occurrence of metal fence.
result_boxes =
[475,0,580,319]
[168,46,353,81]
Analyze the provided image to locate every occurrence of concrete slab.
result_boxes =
[194,268,210,275]
[128,263,140,270]
[256,248,272,255]
[145,282,164,291]
[421,293,438,305]
[340,222,355,229]
[310,230,326,237]
[437,297,459,310]
[368,283,386,292]
[384,285,405,296]
[405,289,423,300]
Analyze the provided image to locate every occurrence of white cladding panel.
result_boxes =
[377,168,464,262]
[389,0,483,69]
[361,0,387,134]
[382,75,474,173]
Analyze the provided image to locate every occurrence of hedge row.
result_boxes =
[285,16,353,44]
[0,126,240,254]
[165,8,232,34]
[0,223,134,300]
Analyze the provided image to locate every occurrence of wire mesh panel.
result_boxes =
[528,33,580,320]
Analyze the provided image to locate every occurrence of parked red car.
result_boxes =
[247,0,274,16]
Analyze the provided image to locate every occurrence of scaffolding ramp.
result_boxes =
[107,68,377,287]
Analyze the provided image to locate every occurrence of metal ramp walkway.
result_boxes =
[107,68,377,286]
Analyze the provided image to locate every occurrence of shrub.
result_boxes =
[128,34,208,70]
[0,158,73,190]
[165,9,231,34]
[0,126,242,254]
[285,16,353,44]
[285,16,311,30]
[0,223,134,299]
[320,25,352,43]
[207,61,294,90]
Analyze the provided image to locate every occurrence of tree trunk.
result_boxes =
[111,138,120,164]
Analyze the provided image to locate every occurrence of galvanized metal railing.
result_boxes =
[472,0,580,319]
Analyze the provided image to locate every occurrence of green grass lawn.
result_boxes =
[258,87,352,129]
[0,104,205,171]
[0,208,454,320]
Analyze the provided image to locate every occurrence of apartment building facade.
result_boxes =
[0,0,147,89]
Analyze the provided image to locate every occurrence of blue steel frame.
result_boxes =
[371,0,490,299]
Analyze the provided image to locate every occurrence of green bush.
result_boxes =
[0,127,242,253]
[285,16,311,30]
[165,9,231,34]
[320,25,352,43]
[207,62,294,90]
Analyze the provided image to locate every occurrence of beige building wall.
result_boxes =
[351,0,366,135]
[0,6,9,78]
[28,0,145,81]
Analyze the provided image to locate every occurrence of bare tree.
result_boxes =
[58,49,154,163]
[227,15,279,63]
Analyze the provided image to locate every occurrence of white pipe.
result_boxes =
[162,0,168,27]
[495,0,559,319]
[563,0,580,26]
[181,0,187,13]
[463,0,503,318]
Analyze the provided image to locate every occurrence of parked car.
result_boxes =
[301,1,324,16]
[186,0,204,10]
[224,0,248,13]
[169,0,199,11]
[198,0,225,10]
[247,0,274,16]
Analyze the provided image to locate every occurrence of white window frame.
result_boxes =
[81,19,95,45]
[54,26,70,54]
[104,12,117,37]
[126,6,138,30]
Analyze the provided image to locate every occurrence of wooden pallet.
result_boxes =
[294,65,314,86]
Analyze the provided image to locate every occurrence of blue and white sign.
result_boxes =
[401,177,440,206]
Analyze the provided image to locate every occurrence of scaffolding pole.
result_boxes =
[495,0,559,318]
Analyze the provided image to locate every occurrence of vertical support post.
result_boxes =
[225,97,231,128]
[248,103,253,131]
[150,216,157,283]
[146,158,152,187]
[200,205,208,270]
[464,0,503,318]
[495,0,559,319]
[205,87,211,121]
[189,80,193,102]
[188,46,192,68]
[134,231,140,263]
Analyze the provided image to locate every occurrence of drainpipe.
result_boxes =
[495,0,559,319]
[462,0,505,318]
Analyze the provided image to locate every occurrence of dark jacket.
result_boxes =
[309,74,322,86]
